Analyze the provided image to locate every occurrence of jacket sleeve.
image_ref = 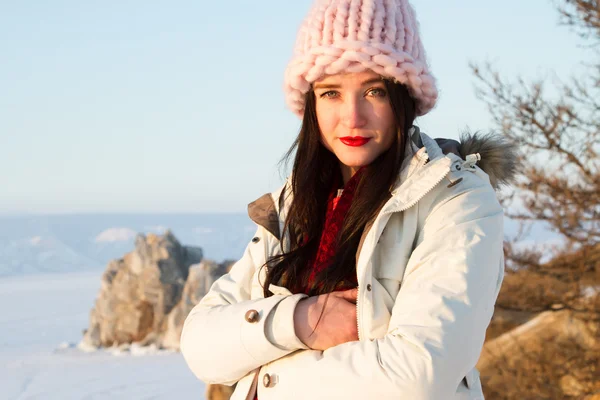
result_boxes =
[261,182,505,399]
[180,226,309,385]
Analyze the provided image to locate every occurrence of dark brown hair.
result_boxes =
[262,79,416,298]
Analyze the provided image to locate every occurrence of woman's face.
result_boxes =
[313,70,396,183]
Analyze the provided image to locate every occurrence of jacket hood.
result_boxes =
[412,126,517,190]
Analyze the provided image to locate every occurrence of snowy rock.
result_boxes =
[80,231,203,349]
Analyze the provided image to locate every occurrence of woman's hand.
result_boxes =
[293,288,359,351]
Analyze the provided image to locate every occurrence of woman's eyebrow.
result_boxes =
[313,78,384,90]
[313,82,341,90]
[361,78,384,86]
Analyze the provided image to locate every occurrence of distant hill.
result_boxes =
[0,213,255,277]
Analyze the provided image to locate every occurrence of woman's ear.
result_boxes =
[435,138,462,159]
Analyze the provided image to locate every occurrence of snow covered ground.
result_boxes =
[1,270,207,400]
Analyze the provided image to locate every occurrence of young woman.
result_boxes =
[181,1,515,399]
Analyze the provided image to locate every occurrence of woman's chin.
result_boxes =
[336,155,375,170]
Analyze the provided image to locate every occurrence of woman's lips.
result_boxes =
[340,137,371,147]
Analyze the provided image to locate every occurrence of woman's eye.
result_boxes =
[320,91,339,99]
[368,88,387,98]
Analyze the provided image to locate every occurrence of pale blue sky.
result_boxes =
[0,0,589,214]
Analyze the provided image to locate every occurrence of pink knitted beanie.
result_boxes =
[284,0,438,117]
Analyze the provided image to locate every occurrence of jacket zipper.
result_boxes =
[356,289,361,340]
[355,159,452,341]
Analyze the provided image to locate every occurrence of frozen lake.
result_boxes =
[1,271,207,400]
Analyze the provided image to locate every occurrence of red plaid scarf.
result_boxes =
[302,168,363,295]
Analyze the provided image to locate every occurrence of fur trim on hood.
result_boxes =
[458,131,518,189]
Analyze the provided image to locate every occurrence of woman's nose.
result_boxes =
[341,97,367,129]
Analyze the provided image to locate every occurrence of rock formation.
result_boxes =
[478,309,600,399]
[80,231,238,399]
[80,231,203,349]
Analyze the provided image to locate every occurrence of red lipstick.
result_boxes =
[340,137,371,147]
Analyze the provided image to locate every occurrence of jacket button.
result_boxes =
[263,373,274,388]
[252,236,260,243]
[245,309,259,323]
[366,284,372,291]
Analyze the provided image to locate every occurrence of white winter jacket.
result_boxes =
[181,129,510,400]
